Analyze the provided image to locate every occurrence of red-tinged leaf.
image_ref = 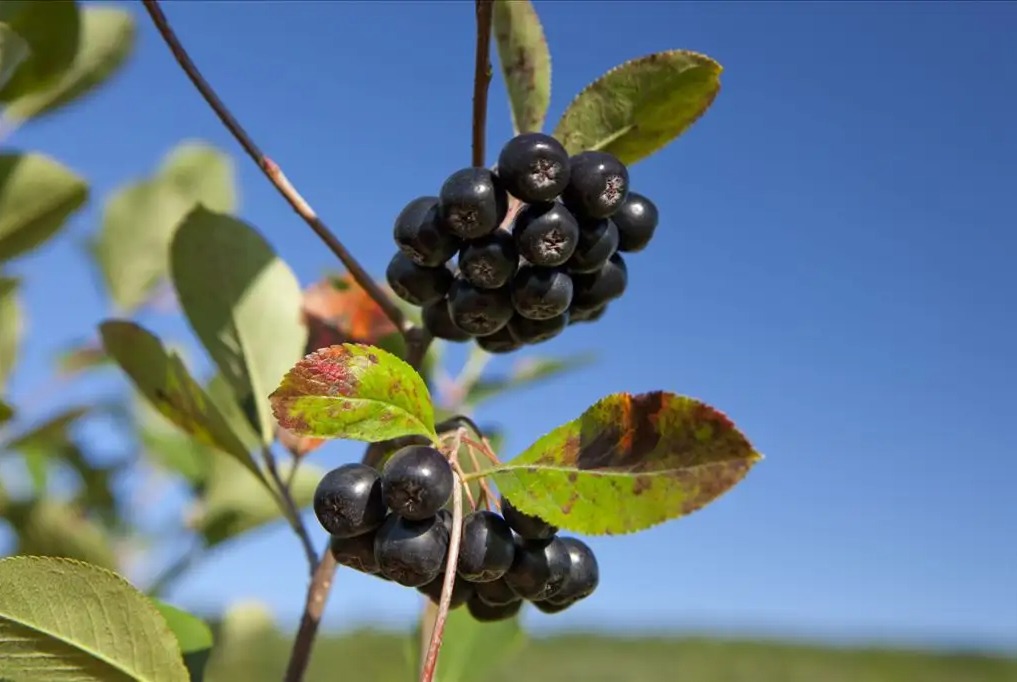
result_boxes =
[302,274,399,353]
[277,426,324,459]
[485,391,762,535]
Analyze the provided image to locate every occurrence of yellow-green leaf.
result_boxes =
[153,600,213,682]
[7,500,117,570]
[0,22,30,92]
[0,276,20,389]
[0,1,79,102]
[492,0,550,135]
[0,397,12,424]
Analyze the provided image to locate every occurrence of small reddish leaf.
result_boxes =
[302,274,399,353]
[277,426,324,459]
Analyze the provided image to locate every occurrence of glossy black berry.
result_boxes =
[532,599,572,614]
[312,463,387,538]
[458,230,518,289]
[381,445,454,520]
[613,191,658,252]
[457,510,516,582]
[422,300,472,342]
[418,574,475,609]
[467,595,522,622]
[562,151,629,219]
[503,535,571,601]
[374,514,450,587]
[475,324,522,354]
[548,537,600,606]
[496,133,571,203]
[473,577,519,606]
[329,528,382,574]
[508,312,567,345]
[512,202,579,267]
[446,278,514,336]
[511,265,573,320]
[393,196,462,267]
[568,303,607,325]
[566,218,619,274]
[501,497,558,541]
[386,252,453,306]
[571,253,627,309]
[438,167,509,239]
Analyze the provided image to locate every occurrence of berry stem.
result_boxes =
[261,446,318,572]
[282,548,338,682]
[139,0,408,336]
[472,0,494,167]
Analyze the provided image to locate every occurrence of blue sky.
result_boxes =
[4,0,1016,653]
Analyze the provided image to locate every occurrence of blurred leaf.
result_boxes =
[465,352,596,406]
[302,274,399,352]
[269,343,437,443]
[170,207,305,445]
[0,555,190,682]
[0,275,20,389]
[486,391,762,535]
[430,606,526,682]
[153,600,213,682]
[0,1,79,103]
[0,152,88,263]
[3,405,88,452]
[0,397,12,424]
[7,500,117,570]
[55,340,109,377]
[62,444,118,525]
[4,6,135,121]
[0,22,30,92]
[137,397,212,488]
[205,373,261,456]
[552,50,722,165]
[492,0,551,135]
[93,142,236,312]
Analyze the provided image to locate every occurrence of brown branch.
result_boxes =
[262,447,318,572]
[140,0,407,334]
[420,471,465,682]
[283,547,337,682]
[472,0,494,167]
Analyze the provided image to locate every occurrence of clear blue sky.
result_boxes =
[4,0,1016,653]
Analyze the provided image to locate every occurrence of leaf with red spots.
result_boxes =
[269,343,438,444]
[485,391,761,535]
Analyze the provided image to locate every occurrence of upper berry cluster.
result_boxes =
[386,133,658,353]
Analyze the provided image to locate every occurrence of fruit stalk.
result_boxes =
[472,0,495,167]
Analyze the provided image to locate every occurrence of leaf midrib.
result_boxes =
[487,454,760,478]
[286,394,437,442]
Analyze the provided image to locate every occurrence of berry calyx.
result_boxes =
[566,218,619,274]
[438,167,508,239]
[446,278,514,336]
[381,445,454,521]
[475,324,522,354]
[512,202,579,267]
[312,463,387,538]
[503,535,571,601]
[501,497,558,541]
[473,577,519,606]
[393,196,462,267]
[496,132,571,203]
[457,229,518,290]
[508,312,567,345]
[548,536,600,606]
[570,253,627,309]
[374,514,450,587]
[418,574,475,609]
[385,252,453,306]
[562,151,629,219]
[422,300,472,342]
[329,529,382,574]
[456,510,516,582]
[467,595,522,622]
[613,191,658,252]
[511,265,573,320]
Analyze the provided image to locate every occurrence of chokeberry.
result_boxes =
[374,514,450,587]
[467,595,522,622]
[613,191,658,253]
[381,445,454,521]
[508,312,567,345]
[458,229,518,289]
[418,574,475,609]
[566,218,620,274]
[501,497,558,541]
[313,463,387,538]
[571,253,627,309]
[457,510,516,582]
[473,577,519,606]
[532,599,572,614]
[503,535,571,601]
[330,528,381,574]
[438,167,509,239]
[446,278,514,336]
[393,196,462,267]
[496,133,571,203]
[512,202,579,267]
[475,325,522,354]
[422,300,472,342]
[568,303,607,325]
[511,265,573,320]
[548,537,600,606]
[562,151,629,219]
[386,252,453,306]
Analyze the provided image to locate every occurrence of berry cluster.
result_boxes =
[313,445,599,621]
[385,133,659,353]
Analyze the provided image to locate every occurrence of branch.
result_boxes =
[283,547,337,682]
[262,446,318,572]
[472,0,494,167]
[140,0,407,334]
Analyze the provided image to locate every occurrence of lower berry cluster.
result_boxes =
[313,444,599,622]
[385,132,659,353]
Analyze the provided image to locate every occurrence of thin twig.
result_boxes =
[283,548,337,682]
[471,0,494,167]
[450,458,477,512]
[261,447,318,571]
[461,435,500,467]
[420,471,465,682]
[140,0,406,334]
[465,443,497,512]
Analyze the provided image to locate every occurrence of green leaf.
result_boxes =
[485,391,762,535]
[552,50,722,166]
[465,352,596,407]
[0,397,12,424]
[98,319,269,492]
[158,142,236,213]
[0,152,88,263]
[0,1,79,103]
[0,276,20,389]
[137,397,212,488]
[4,6,135,121]
[7,500,117,570]
[153,600,213,682]
[269,343,438,444]
[428,607,526,682]
[492,0,551,135]
[0,555,190,681]
[170,207,305,445]
[0,22,30,92]
[3,406,89,453]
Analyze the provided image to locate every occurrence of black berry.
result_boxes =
[422,300,472,342]
[475,325,522,354]
[457,510,516,582]
[511,265,573,320]
[548,537,600,606]
[329,528,381,574]
[458,230,518,290]
[570,253,627,309]
[374,514,450,587]
[312,463,387,538]
[386,252,453,306]
[393,196,462,267]
[503,535,571,601]
[563,151,629,219]
[418,574,475,609]
[532,599,572,614]
[568,303,607,325]
[513,202,579,267]
[501,497,557,541]
[446,278,514,336]
[566,218,619,274]
[473,577,519,606]
[381,445,454,520]
[496,133,571,203]
[467,595,522,622]
[438,167,509,239]
[508,312,567,345]
[613,191,658,252]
